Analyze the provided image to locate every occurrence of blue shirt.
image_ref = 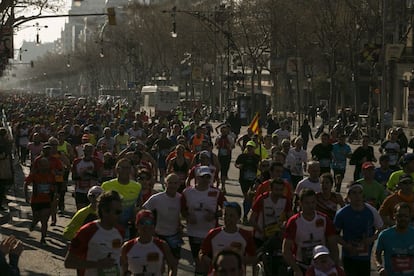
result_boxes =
[377,226,414,276]
[331,143,351,170]
[334,205,375,260]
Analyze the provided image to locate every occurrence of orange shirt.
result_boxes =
[254,179,293,202]
[25,172,56,203]
[379,191,414,220]
[166,150,193,163]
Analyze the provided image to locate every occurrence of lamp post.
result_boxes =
[34,22,48,45]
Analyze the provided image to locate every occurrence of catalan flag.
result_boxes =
[249,112,261,135]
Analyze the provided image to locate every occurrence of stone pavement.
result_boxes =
[0,120,381,275]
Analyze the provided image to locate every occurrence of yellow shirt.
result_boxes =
[101,178,142,226]
[386,170,414,192]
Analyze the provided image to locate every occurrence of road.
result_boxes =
[0,119,381,275]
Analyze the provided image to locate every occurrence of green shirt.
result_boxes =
[357,178,386,208]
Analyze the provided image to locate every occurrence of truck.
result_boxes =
[140,85,180,118]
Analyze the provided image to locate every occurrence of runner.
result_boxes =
[315,173,345,221]
[376,202,414,276]
[63,186,103,241]
[210,249,243,276]
[24,157,55,244]
[282,189,339,275]
[199,202,256,271]
[121,210,177,276]
[310,133,332,175]
[294,161,321,212]
[71,143,103,210]
[334,183,384,276]
[181,166,226,275]
[101,158,142,240]
[143,173,183,261]
[286,137,307,188]
[379,174,414,227]
[250,178,292,262]
[64,190,124,275]
[331,134,352,193]
[235,141,261,223]
[215,124,234,193]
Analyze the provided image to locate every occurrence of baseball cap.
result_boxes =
[87,186,103,198]
[361,162,375,170]
[313,245,330,259]
[399,173,413,184]
[246,141,256,148]
[135,209,155,225]
[82,134,90,140]
[400,153,414,166]
[197,165,212,176]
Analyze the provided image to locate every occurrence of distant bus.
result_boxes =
[140,85,179,117]
[45,88,64,98]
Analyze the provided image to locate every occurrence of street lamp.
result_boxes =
[34,22,48,45]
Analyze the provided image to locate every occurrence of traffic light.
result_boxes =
[107,7,116,25]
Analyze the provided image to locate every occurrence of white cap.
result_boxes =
[87,186,103,198]
[313,245,330,259]
[197,165,212,176]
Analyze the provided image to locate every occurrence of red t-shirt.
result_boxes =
[25,172,55,203]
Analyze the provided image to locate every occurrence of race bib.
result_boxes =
[391,255,414,273]
[264,223,280,237]
[219,148,228,156]
[37,183,50,194]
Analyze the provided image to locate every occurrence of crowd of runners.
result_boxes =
[0,93,414,275]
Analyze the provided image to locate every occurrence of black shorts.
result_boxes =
[333,169,345,178]
[218,155,231,177]
[75,192,89,206]
[240,180,254,194]
[31,202,51,212]
[188,236,204,259]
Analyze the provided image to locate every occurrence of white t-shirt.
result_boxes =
[284,212,336,265]
[286,148,308,176]
[295,177,321,195]
[181,186,225,238]
[273,128,290,143]
[142,192,182,236]
[72,159,99,193]
[200,227,255,259]
[122,237,166,276]
[69,221,123,276]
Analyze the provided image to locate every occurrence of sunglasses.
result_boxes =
[139,219,155,226]
[106,209,122,215]
[200,174,211,178]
